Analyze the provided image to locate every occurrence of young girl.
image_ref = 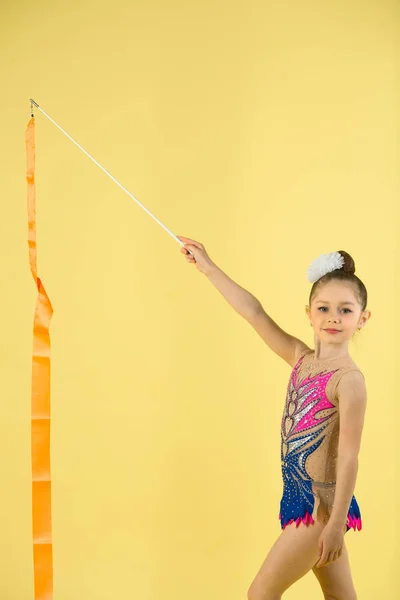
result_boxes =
[178,237,370,600]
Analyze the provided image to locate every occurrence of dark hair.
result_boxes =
[308,250,368,313]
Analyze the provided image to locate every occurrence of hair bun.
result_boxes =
[337,250,356,275]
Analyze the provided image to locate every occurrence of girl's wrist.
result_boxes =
[328,515,347,530]
[205,262,218,278]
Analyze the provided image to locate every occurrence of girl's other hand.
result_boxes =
[177,236,216,276]
[315,523,344,568]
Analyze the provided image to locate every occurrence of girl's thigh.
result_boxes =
[312,541,357,600]
[248,521,325,598]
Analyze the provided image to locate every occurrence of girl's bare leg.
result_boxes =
[247,521,357,600]
[247,520,326,600]
[312,541,357,600]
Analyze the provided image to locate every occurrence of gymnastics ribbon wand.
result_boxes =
[26,98,193,600]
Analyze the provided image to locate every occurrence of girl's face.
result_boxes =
[306,281,364,342]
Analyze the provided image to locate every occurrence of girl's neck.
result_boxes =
[313,336,350,361]
[312,350,349,361]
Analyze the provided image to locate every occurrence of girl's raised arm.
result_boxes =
[178,235,309,366]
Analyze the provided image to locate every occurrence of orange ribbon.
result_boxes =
[26,117,54,600]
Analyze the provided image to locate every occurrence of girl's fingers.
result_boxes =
[177,236,203,249]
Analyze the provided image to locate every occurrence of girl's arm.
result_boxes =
[329,371,367,529]
[207,266,307,366]
[207,264,262,320]
[178,236,261,319]
[179,235,306,365]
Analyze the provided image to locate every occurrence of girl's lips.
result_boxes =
[324,329,341,334]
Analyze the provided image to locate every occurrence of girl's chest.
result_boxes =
[282,367,339,436]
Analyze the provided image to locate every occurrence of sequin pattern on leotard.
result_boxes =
[278,348,363,533]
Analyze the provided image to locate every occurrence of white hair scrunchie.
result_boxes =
[306,252,345,283]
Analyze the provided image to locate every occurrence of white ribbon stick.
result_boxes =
[29,99,193,255]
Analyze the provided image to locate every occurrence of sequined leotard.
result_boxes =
[279,347,363,533]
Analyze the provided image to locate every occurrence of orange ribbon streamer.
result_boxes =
[26,117,54,600]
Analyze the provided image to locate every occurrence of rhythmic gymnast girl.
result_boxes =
[178,237,371,600]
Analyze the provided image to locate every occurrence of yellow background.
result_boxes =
[1,0,398,598]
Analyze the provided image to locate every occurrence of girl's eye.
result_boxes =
[318,307,352,313]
